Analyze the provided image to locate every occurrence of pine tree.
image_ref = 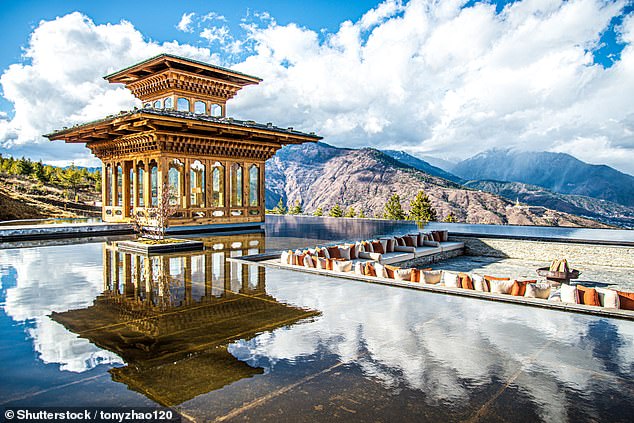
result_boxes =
[272,198,287,215]
[409,190,437,223]
[384,193,407,220]
[344,206,357,218]
[329,203,344,217]
[313,207,324,216]
[288,200,303,215]
[443,212,456,223]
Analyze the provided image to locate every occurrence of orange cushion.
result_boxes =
[432,231,442,242]
[616,290,634,310]
[327,246,341,259]
[365,262,377,277]
[395,237,405,246]
[577,285,601,307]
[371,240,385,254]
[510,280,536,297]
[326,258,334,271]
[297,253,307,267]
[385,265,399,279]
[459,273,473,290]
[404,236,416,247]
[410,269,420,283]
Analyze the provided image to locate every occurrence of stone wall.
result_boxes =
[453,236,634,268]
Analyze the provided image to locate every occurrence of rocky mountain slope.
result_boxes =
[464,180,634,228]
[453,149,634,207]
[382,150,464,183]
[265,143,609,228]
[0,176,100,221]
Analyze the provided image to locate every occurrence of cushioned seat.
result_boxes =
[414,246,442,257]
[439,241,465,252]
[380,251,415,265]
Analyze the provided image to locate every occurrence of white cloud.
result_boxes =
[1,1,633,174]
[176,12,195,32]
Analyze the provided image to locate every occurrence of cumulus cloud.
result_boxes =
[1,1,633,174]
[176,12,195,32]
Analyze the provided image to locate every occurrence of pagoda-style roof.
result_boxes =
[104,54,261,104]
[45,108,321,161]
[105,53,261,85]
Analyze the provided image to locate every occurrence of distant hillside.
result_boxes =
[265,143,609,228]
[382,150,464,183]
[453,149,634,207]
[464,180,634,229]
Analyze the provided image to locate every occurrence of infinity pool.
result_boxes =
[1,218,632,422]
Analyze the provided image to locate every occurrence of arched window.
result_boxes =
[194,101,206,114]
[153,100,163,109]
[230,163,243,207]
[164,97,174,109]
[211,162,224,207]
[210,104,222,117]
[190,160,205,208]
[105,164,112,206]
[177,98,190,112]
[150,161,158,206]
[116,164,123,206]
[137,161,145,207]
[168,159,184,206]
[249,165,259,207]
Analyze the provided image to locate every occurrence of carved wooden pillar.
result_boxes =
[132,161,138,209]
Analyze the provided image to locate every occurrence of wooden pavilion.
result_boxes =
[46,54,320,229]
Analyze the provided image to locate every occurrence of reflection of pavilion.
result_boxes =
[52,233,319,406]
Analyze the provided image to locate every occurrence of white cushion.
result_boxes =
[596,288,620,308]
[338,246,351,260]
[442,271,460,288]
[380,238,395,253]
[423,240,440,247]
[394,246,416,253]
[394,268,413,281]
[560,284,579,304]
[524,283,551,299]
[280,251,290,265]
[422,270,442,284]
[374,263,388,278]
[303,255,315,268]
[548,290,562,302]
[472,274,488,292]
[354,262,365,275]
[489,279,514,294]
[333,260,353,273]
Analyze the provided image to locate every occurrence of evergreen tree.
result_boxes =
[443,212,456,223]
[344,206,357,218]
[384,193,407,220]
[32,161,46,182]
[328,203,344,217]
[408,190,437,223]
[358,209,366,218]
[272,198,287,215]
[288,200,303,215]
[313,207,324,216]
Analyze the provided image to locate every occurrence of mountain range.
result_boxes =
[452,149,634,207]
[265,143,610,228]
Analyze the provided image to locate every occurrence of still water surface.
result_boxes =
[0,218,633,422]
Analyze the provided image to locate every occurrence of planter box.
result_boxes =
[116,238,204,254]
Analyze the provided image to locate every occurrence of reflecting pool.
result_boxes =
[0,219,633,422]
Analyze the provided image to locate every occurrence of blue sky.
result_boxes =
[0,0,633,174]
